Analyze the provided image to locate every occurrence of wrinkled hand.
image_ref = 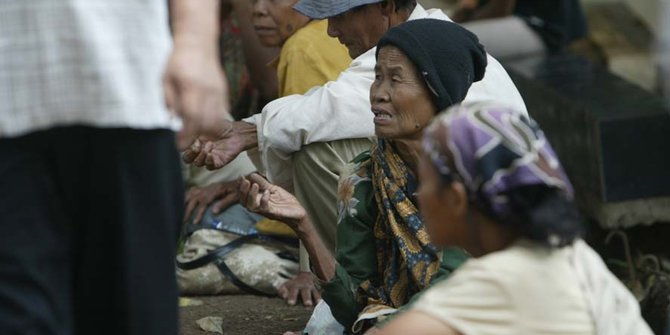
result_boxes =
[278,271,321,307]
[238,173,307,229]
[184,180,240,224]
[163,42,230,149]
[182,121,245,170]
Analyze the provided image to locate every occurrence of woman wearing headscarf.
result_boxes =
[377,105,652,335]
[238,19,488,334]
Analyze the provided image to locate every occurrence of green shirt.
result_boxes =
[321,152,469,332]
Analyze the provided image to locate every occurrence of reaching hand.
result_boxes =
[238,173,307,229]
[184,180,240,224]
[278,271,321,307]
[163,42,230,149]
[182,121,245,170]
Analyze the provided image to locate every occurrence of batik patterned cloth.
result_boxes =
[422,105,573,219]
[324,147,467,332]
[355,139,441,321]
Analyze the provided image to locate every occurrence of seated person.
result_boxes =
[185,0,352,307]
[251,0,351,97]
[183,0,527,266]
[237,19,488,334]
[182,0,278,229]
[452,0,588,60]
[184,2,530,314]
[219,0,278,120]
[377,105,652,335]
[178,0,293,297]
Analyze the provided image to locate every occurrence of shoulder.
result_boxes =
[411,257,514,334]
[423,243,550,304]
[282,20,342,57]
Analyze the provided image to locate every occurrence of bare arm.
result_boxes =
[239,173,336,281]
[166,0,230,148]
[171,0,220,46]
[181,120,258,170]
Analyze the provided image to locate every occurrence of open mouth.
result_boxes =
[373,111,391,120]
[372,107,393,122]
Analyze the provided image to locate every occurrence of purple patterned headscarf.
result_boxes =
[422,104,574,218]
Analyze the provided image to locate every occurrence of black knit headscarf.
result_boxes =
[376,19,488,110]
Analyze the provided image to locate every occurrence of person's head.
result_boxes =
[418,105,583,252]
[370,19,487,140]
[293,0,417,58]
[252,0,310,47]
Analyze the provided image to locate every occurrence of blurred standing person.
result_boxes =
[0,0,228,334]
[452,0,588,61]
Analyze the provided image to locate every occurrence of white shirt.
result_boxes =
[413,240,651,335]
[415,240,596,335]
[244,4,527,187]
[0,0,175,138]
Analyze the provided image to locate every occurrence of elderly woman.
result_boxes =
[238,19,487,333]
[251,0,350,97]
[377,105,652,335]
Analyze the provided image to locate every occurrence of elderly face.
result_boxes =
[327,4,388,58]
[252,0,309,47]
[370,45,437,140]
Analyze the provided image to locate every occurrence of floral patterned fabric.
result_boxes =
[356,140,441,321]
[322,144,468,333]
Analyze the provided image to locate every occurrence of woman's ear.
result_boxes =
[445,181,468,220]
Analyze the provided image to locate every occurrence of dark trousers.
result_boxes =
[0,127,184,335]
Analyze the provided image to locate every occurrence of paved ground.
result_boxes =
[179,295,311,335]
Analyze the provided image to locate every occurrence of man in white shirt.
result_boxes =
[0,1,227,334]
[184,0,527,307]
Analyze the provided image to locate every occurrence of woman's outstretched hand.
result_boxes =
[238,173,307,230]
